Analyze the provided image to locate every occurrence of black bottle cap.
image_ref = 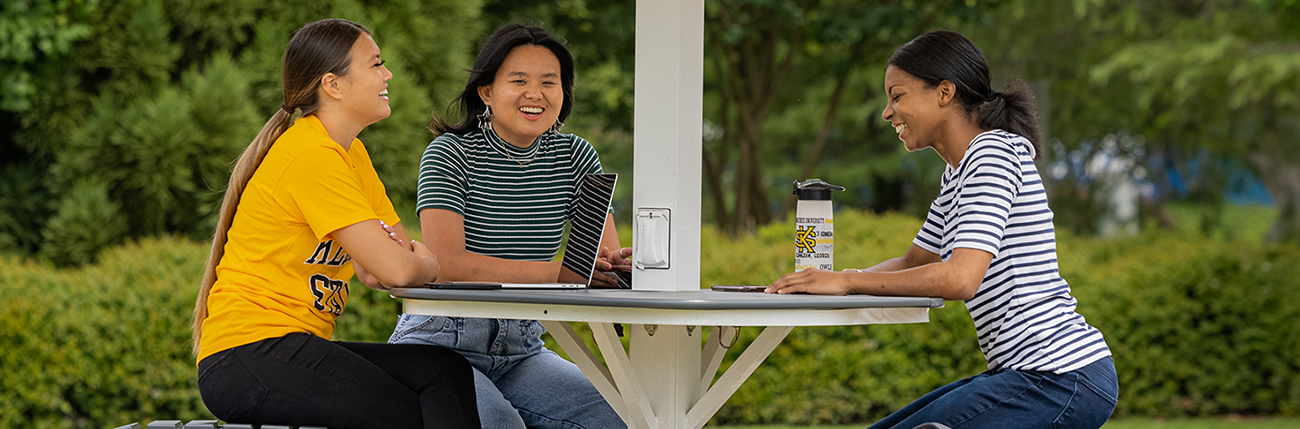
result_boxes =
[792,178,846,201]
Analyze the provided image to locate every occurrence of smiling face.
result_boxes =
[338,33,392,127]
[477,45,564,147]
[881,65,947,153]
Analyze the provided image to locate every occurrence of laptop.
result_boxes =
[426,173,619,290]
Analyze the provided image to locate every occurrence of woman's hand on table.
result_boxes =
[765,268,853,295]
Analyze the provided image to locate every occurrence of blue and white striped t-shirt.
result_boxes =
[914,130,1111,374]
[417,127,604,262]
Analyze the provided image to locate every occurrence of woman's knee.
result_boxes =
[413,345,476,388]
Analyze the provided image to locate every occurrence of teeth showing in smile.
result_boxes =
[380,89,388,96]
[519,106,543,114]
[894,123,907,134]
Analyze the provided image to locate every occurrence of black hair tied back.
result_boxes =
[889,31,1042,158]
[976,80,1040,156]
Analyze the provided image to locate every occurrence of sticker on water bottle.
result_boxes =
[794,217,834,272]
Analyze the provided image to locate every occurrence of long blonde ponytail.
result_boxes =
[192,19,370,357]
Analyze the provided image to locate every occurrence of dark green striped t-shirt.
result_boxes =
[416,126,604,262]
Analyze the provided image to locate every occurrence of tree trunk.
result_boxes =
[735,115,770,230]
[703,75,732,231]
[722,18,798,232]
[779,68,852,216]
[1250,135,1300,243]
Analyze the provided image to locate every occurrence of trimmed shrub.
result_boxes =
[3,210,1299,427]
[1,237,207,428]
[1062,233,1300,417]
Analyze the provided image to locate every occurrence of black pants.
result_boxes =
[198,332,480,429]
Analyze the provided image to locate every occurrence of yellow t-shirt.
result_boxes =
[198,115,399,362]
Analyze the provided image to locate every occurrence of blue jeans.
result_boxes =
[390,315,626,429]
[869,357,1118,429]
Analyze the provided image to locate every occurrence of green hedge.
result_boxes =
[0,237,208,428]
[704,212,1300,424]
[1060,234,1300,417]
[2,210,1299,427]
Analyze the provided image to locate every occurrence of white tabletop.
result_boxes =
[391,288,944,326]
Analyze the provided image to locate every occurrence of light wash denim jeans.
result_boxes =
[868,356,1119,429]
[390,314,626,429]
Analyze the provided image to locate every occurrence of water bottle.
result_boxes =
[793,179,845,272]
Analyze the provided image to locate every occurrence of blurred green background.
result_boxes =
[3,0,1300,427]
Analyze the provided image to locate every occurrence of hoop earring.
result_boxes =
[477,106,493,131]
[547,120,565,135]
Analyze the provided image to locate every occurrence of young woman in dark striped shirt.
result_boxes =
[387,24,629,429]
[767,31,1117,429]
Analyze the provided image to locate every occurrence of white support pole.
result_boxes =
[632,1,705,426]
[632,0,703,292]
[631,323,702,428]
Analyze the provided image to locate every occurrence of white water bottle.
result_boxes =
[794,179,845,272]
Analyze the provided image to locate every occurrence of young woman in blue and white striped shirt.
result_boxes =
[767,30,1118,429]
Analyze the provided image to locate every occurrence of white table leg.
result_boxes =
[540,320,630,423]
[592,322,658,429]
[546,322,794,429]
[685,326,794,429]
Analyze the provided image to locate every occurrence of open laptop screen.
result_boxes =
[559,173,617,284]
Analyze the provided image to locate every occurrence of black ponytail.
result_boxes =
[889,31,1042,158]
[976,80,1040,156]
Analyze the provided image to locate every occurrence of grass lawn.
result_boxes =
[714,417,1300,429]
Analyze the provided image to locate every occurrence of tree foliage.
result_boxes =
[700,0,997,233]
[979,0,1300,241]
[5,0,1300,265]
[0,0,482,264]
[1084,1,1300,241]
[0,0,96,112]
